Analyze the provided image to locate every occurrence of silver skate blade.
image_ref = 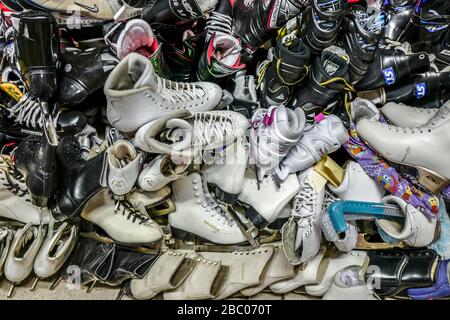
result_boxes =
[7,283,15,298]
[86,280,97,293]
[227,205,259,248]
[115,287,125,300]
[30,277,39,291]
[49,276,62,291]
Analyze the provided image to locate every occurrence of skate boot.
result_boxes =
[204,135,249,204]
[138,155,189,192]
[14,118,59,207]
[237,168,300,229]
[107,140,142,197]
[355,48,431,91]
[290,46,352,119]
[160,29,204,82]
[52,135,107,220]
[57,47,119,107]
[383,1,415,43]
[257,33,310,108]
[129,249,196,300]
[0,164,50,225]
[233,0,310,54]
[104,53,222,133]
[375,196,438,248]
[169,172,247,245]
[432,28,450,69]
[282,167,326,265]
[200,246,275,300]
[250,106,306,180]
[141,0,218,26]
[196,0,245,83]
[229,70,259,118]
[4,223,46,297]
[300,0,347,55]
[81,189,163,246]
[33,222,78,285]
[0,227,13,279]
[380,100,449,128]
[342,6,386,84]
[133,109,249,158]
[14,11,60,101]
[355,105,450,193]
[104,19,167,77]
[276,114,349,182]
[357,71,450,106]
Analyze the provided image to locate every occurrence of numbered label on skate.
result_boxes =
[415,82,427,99]
[382,67,397,86]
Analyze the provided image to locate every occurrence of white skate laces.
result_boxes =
[192,113,235,148]
[292,184,318,237]
[155,77,206,105]
[6,94,58,129]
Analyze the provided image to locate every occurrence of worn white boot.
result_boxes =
[104,53,222,132]
[169,172,247,244]
[381,102,440,128]
[356,104,450,193]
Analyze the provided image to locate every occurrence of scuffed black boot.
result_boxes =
[290,45,351,120]
[355,48,431,91]
[14,11,60,101]
[357,70,450,106]
[433,28,450,69]
[196,0,245,82]
[300,0,347,55]
[141,0,217,26]
[57,47,119,107]
[52,136,107,220]
[13,117,59,207]
[383,0,415,42]
[233,0,310,54]
[257,33,310,108]
[342,6,386,84]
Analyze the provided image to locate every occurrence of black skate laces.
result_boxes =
[113,197,150,225]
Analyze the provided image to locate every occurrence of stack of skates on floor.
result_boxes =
[0,0,450,300]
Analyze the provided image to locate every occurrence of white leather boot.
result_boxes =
[163,250,226,300]
[282,167,327,265]
[107,140,142,196]
[81,189,164,246]
[138,154,188,192]
[238,167,300,229]
[376,195,438,247]
[276,114,348,182]
[204,135,249,204]
[33,222,79,280]
[240,243,295,296]
[356,106,450,193]
[104,52,222,133]
[4,223,46,285]
[169,172,247,244]
[381,102,440,127]
[130,249,196,300]
[201,246,275,300]
[0,227,13,278]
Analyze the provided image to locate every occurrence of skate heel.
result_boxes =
[170,227,196,242]
[212,185,239,205]
[246,206,270,229]
[417,167,449,194]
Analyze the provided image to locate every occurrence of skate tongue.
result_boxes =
[128,54,157,90]
[213,34,242,67]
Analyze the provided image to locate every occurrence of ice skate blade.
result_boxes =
[170,227,255,252]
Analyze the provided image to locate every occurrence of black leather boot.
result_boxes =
[355,48,431,91]
[433,28,450,70]
[57,47,119,107]
[383,1,415,43]
[257,33,310,108]
[290,45,351,120]
[300,0,347,55]
[233,0,309,54]
[52,136,107,220]
[342,6,386,84]
[14,117,59,207]
[14,11,60,101]
[357,71,450,106]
